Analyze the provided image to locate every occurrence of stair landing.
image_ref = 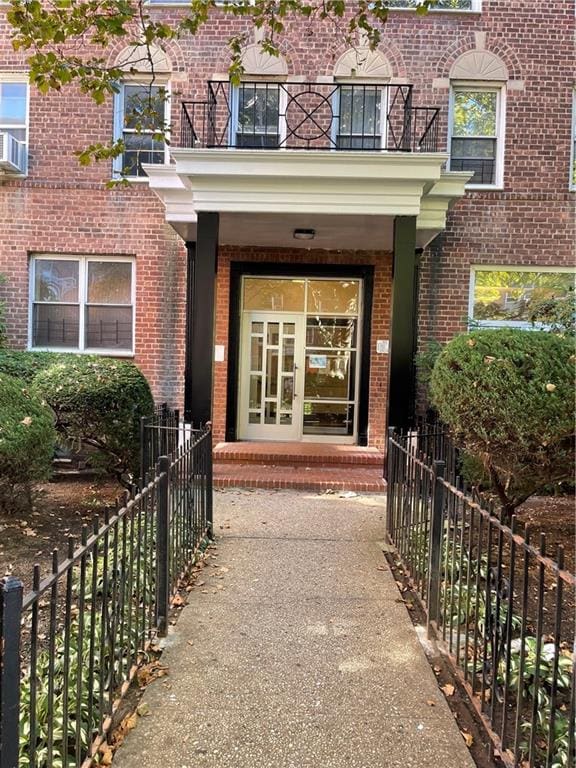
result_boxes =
[213,441,386,492]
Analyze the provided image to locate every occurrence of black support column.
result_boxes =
[184,212,219,427]
[387,216,419,432]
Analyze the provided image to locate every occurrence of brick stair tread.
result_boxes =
[213,462,386,492]
[213,442,384,467]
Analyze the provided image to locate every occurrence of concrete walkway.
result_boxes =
[113,489,476,768]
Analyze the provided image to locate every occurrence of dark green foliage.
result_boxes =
[0,349,97,382]
[34,357,154,486]
[0,374,56,510]
[415,339,444,388]
[430,329,575,520]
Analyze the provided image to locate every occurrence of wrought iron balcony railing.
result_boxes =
[181,81,440,153]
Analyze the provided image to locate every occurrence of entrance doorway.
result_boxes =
[237,276,362,442]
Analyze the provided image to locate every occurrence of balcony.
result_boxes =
[180,81,440,154]
[146,81,471,250]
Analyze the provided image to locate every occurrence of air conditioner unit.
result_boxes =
[0,132,27,174]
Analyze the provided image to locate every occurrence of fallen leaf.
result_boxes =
[23,528,37,537]
[172,594,186,607]
[461,731,473,748]
[376,565,387,571]
[136,702,151,717]
[20,416,32,426]
[99,745,114,766]
[426,699,436,707]
[137,661,168,687]
[195,580,206,587]
[441,684,455,697]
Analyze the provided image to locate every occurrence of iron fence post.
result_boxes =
[205,424,213,539]
[156,455,171,636]
[385,427,395,536]
[139,415,148,489]
[0,576,23,768]
[427,459,445,639]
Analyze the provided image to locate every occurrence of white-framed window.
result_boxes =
[448,85,505,187]
[335,85,388,150]
[387,0,481,10]
[113,82,170,178]
[230,83,283,148]
[29,255,135,354]
[469,266,575,329]
[0,76,29,173]
[570,89,576,191]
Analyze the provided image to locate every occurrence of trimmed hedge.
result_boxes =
[0,349,90,383]
[430,328,575,519]
[0,374,56,509]
[34,357,154,485]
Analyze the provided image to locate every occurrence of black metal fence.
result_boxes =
[181,81,440,153]
[387,427,575,768]
[0,416,212,768]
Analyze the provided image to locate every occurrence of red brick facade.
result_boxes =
[0,1,574,447]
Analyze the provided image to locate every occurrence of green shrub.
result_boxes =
[430,329,575,522]
[0,349,89,382]
[34,358,154,486]
[0,374,56,510]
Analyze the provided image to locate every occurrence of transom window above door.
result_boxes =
[243,277,359,315]
[30,255,135,353]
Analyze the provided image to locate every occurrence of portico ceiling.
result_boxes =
[145,149,472,250]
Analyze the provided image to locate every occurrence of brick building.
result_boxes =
[0,0,574,452]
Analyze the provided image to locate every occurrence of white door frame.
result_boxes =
[236,276,363,444]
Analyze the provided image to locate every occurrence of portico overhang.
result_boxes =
[145,149,471,249]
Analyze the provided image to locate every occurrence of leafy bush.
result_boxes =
[34,358,153,486]
[430,329,575,521]
[0,374,56,510]
[0,349,87,383]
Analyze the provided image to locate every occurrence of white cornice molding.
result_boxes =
[144,151,471,245]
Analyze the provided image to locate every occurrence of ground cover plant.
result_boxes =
[406,519,573,768]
